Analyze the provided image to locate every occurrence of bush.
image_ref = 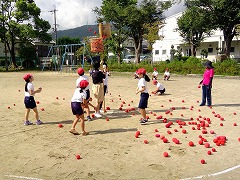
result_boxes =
[107,57,240,76]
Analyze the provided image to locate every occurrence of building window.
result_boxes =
[155,50,159,55]
[162,50,166,55]
[208,48,213,53]
[230,47,235,52]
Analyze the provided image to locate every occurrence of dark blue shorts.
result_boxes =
[157,88,165,94]
[71,102,83,115]
[24,96,37,109]
[138,93,149,109]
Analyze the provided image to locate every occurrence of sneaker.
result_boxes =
[69,129,80,135]
[87,116,92,121]
[199,103,205,106]
[36,120,43,125]
[140,120,147,124]
[24,120,33,126]
[94,113,102,118]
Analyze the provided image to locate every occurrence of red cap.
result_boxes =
[79,80,89,89]
[153,80,158,85]
[77,68,84,75]
[137,68,146,75]
[154,68,157,71]
[23,73,32,81]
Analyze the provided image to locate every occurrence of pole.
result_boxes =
[49,6,58,45]
[1,3,8,71]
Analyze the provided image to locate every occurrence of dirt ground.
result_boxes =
[0,71,239,180]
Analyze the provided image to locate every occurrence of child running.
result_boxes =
[76,67,94,121]
[136,68,150,124]
[70,80,89,135]
[23,73,42,125]
[152,80,166,95]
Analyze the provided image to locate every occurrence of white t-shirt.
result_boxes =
[76,75,90,90]
[71,88,87,103]
[152,71,158,77]
[157,82,165,90]
[164,71,170,77]
[103,72,110,86]
[25,82,34,97]
[138,78,148,93]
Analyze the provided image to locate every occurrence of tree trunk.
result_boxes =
[134,38,142,63]
[191,44,197,57]
[223,27,235,57]
[10,34,18,68]
[117,50,121,64]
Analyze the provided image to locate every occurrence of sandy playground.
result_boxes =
[0,71,239,180]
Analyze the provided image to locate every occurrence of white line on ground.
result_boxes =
[5,175,44,180]
[180,164,240,180]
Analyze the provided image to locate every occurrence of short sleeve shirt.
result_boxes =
[152,71,158,76]
[157,82,165,90]
[25,82,34,97]
[71,88,87,103]
[138,78,148,93]
[202,68,214,85]
[76,75,90,90]
[92,69,105,84]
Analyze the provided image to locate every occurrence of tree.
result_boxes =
[185,0,240,57]
[94,0,171,63]
[143,21,164,62]
[177,6,212,57]
[57,36,80,45]
[0,0,52,68]
[93,0,134,64]
[125,0,171,63]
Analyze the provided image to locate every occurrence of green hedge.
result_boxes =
[107,57,240,76]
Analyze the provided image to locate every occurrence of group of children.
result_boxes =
[23,60,214,129]
[23,60,110,135]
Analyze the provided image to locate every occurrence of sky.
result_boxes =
[34,0,102,31]
[34,0,185,31]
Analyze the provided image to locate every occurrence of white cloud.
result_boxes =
[34,0,102,30]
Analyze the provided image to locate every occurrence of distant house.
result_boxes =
[152,12,240,62]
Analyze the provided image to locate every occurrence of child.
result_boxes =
[152,80,165,95]
[91,60,105,118]
[164,68,170,80]
[152,68,158,80]
[199,60,214,107]
[70,80,89,135]
[100,63,110,112]
[76,67,94,121]
[136,68,149,124]
[23,73,42,125]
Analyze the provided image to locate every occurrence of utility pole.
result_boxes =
[49,6,58,45]
[1,2,8,71]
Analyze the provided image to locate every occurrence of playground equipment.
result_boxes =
[41,43,91,72]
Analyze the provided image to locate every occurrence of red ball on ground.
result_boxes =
[182,129,187,134]
[238,138,240,142]
[144,140,148,144]
[188,141,194,147]
[233,123,237,126]
[58,124,63,128]
[76,155,81,160]
[106,118,109,121]
[220,123,223,126]
[41,108,44,111]
[204,143,210,148]
[155,129,159,132]
[91,114,95,118]
[199,140,203,145]
[201,159,205,164]
[56,97,59,99]
[233,112,237,115]
[163,152,169,157]
[198,85,201,88]
[155,134,160,138]
[207,151,212,155]
[8,106,10,109]
[212,148,216,152]
[36,101,40,104]
[163,138,168,143]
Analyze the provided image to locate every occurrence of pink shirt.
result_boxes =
[202,68,214,85]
